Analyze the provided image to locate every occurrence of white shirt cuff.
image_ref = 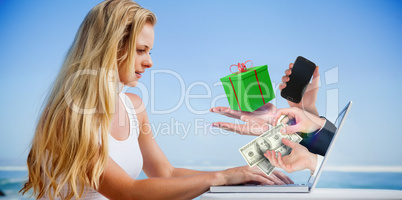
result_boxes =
[311,154,324,177]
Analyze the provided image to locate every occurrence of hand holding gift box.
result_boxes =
[220,60,275,112]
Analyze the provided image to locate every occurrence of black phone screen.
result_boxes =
[280,56,316,103]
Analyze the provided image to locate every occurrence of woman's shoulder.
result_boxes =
[124,92,142,108]
[123,92,147,120]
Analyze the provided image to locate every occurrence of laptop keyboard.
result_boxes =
[257,183,306,187]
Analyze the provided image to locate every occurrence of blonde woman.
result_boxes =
[20,0,292,199]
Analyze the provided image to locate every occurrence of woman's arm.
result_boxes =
[97,156,275,199]
[97,156,226,200]
[126,93,203,178]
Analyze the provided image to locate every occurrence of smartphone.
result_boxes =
[281,56,316,103]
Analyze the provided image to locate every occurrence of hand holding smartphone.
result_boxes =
[280,56,316,103]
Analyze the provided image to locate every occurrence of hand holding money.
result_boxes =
[273,107,325,134]
[265,138,318,173]
[239,122,302,176]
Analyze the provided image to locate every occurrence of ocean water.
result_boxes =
[1,168,401,199]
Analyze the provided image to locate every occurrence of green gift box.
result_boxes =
[220,64,275,112]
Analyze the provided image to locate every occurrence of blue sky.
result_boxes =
[0,0,401,169]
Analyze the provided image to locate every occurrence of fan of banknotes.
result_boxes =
[239,120,302,176]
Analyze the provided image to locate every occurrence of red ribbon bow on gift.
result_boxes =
[227,59,266,110]
[230,60,253,73]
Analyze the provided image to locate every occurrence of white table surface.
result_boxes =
[201,188,402,200]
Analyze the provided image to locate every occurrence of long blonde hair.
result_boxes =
[20,0,156,199]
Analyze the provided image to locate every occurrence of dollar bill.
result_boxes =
[239,123,302,167]
[256,159,276,176]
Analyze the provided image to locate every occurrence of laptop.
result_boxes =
[210,101,353,193]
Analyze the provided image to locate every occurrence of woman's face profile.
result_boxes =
[122,23,155,87]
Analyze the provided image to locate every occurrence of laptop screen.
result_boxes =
[307,101,352,190]
[334,103,349,128]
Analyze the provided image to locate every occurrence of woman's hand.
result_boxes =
[273,107,325,135]
[219,166,293,186]
[264,138,317,173]
[279,63,320,116]
[269,170,294,185]
[210,103,277,136]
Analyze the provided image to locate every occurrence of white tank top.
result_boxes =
[41,92,143,199]
[108,92,143,179]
